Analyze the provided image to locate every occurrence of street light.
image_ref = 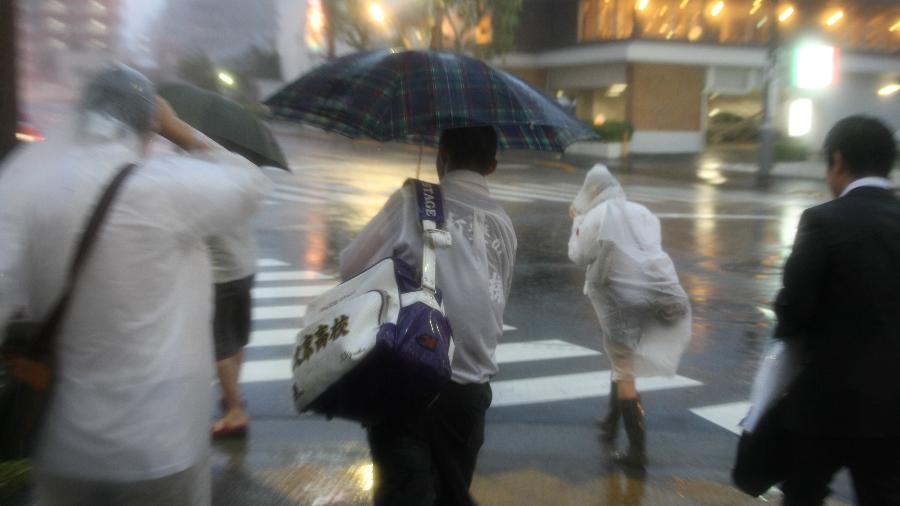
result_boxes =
[217,71,236,87]
[369,3,387,26]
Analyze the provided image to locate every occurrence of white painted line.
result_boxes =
[270,191,328,205]
[242,339,600,383]
[492,195,535,203]
[655,213,783,221]
[690,401,752,436]
[252,284,337,299]
[489,187,571,203]
[490,371,702,407]
[495,340,601,364]
[256,271,336,282]
[503,324,516,332]
[501,183,577,199]
[241,359,292,383]
[252,305,307,321]
[247,329,299,348]
[757,306,776,321]
[258,258,290,268]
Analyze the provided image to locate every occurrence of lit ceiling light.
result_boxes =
[709,108,721,117]
[607,83,628,96]
[878,84,900,97]
[778,6,794,23]
[890,20,900,32]
[637,0,650,11]
[825,10,844,26]
[711,1,725,17]
[757,16,768,28]
[680,0,689,8]
[750,2,761,15]
[369,3,386,25]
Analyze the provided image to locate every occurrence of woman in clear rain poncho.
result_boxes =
[568,164,692,470]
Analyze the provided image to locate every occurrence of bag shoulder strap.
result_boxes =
[35,163,138,352]
[406,179,450,294]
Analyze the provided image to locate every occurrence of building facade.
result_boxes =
[500,0,900,154]
[19,0,122,84]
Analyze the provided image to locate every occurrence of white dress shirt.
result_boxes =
[339,169,517,384]
[839,176,894,197]
[0,136,269,481]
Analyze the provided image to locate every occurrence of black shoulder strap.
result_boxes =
[35,163,138,352]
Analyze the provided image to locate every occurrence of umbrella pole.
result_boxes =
[416,138,423,180]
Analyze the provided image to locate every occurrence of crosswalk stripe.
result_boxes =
[252,284,337,299]
[489,187,571,203]
[496,183,577,199]
[256,271,336,282]
[247,329,298,348]
[269,191,329,205]
[491,194,534,203]
[258,258,290,268]
[248,324,517,348]
[490,372,702,408]
[241,339,603,384]
[494,339,601,363]
[690,401,751,436]
[252,305,307,320]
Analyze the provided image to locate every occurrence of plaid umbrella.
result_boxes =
[158,83,290,171]
[265,50,597,152]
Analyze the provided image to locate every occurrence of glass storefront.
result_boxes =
[578,0,900,53]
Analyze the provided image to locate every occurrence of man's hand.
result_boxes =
[156,97,207,151]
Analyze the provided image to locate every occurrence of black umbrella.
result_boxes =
[158,83,290,171]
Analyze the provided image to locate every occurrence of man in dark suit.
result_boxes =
[775,115,900,505]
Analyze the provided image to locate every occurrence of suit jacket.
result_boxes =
[775,186,900,437]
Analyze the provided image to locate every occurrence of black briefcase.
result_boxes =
[732,398,790,496]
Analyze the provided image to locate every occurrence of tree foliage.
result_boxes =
[324,0,523,57]
[176,52,219,92]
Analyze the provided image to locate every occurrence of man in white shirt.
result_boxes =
[339,126,517,506]
[0,65,269,505]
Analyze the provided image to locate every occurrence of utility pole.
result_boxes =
[0,0,19,162]
[756,0,781,188]
[430,0,443,50]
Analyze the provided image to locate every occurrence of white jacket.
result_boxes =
[567,165,691,377]
[0,131,269,481]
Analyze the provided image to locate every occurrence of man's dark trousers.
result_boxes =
[782,435,900,505]
[367,382,492,506]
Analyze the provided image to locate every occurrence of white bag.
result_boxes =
[291,180,454,423]
[741,340,800,433]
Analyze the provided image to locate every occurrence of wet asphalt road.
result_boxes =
[235,124,853,504]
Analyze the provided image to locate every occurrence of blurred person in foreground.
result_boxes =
[339,127,517,506]
[0,65,268,505]
[568,164,691,471]
[774,116,900,505]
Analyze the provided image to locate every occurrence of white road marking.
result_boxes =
[251,284,337,299]
[655,213,783,221]
[242,339,603,383]
[258,258,290,268]
[690,401,752,436]
[490,372,702,407]
[256,271,336,282]
[252,305,308,321]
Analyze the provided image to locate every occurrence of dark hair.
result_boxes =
[439,126,498,174]
[79,64,157,136]
[824,115,897,178]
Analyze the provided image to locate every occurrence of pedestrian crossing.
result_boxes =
[263,165,807,216]
[241,258,750,437]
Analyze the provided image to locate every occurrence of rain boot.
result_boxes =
[613,397,647,470]
[597,380,619,443]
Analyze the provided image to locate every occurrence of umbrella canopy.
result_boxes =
[264,50,597,152]
[157,83,290,171]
